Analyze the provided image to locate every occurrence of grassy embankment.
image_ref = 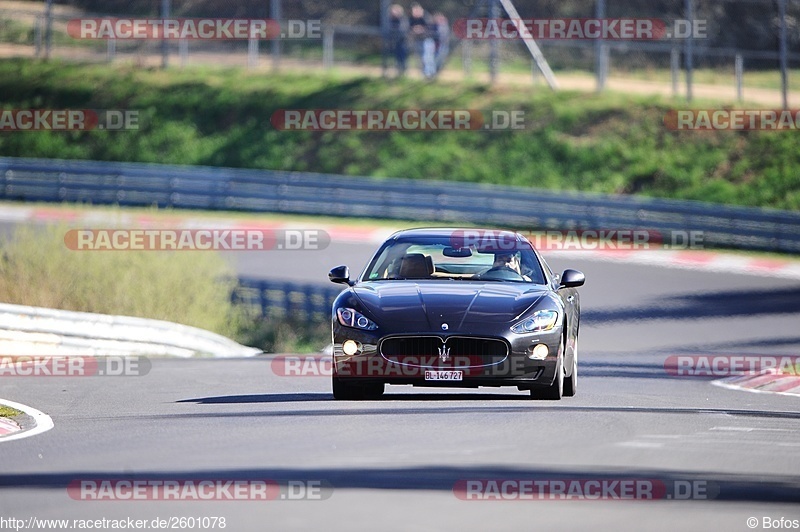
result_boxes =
[0,224,327,353]
[1,58,798,210]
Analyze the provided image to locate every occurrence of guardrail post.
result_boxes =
[303,291,314,320]
[260,282,269,317]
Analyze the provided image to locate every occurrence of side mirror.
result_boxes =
[329,265,354,286]
[559,269,585,288]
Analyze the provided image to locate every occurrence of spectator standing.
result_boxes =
[387,4,409,77]
[409,3,436,79]
[432,12,449,75]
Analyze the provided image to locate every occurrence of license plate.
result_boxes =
[425,370,463,381]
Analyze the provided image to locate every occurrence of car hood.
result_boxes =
[351,281,549,328]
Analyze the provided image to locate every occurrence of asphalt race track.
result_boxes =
[2,235,800,531]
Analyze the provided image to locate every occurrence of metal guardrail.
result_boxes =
[234,278,343,320]
[1,156,800,254]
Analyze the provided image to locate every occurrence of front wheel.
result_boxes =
[563,336,578,397]
[332,376,384,400]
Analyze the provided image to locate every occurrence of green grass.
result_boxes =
[0,17,91,47]
[0,405,22,419]
[0,223,242,335]
[0,18,34,45]
[1,58,799,210]
[615,67,800,91]
[238,318,331,354]
[0,223,333,353]
[0,221,330,352]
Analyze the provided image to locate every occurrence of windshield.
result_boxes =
[361,234,546,284]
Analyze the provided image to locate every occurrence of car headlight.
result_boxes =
[511,310,558,334]
[336,308,378,330]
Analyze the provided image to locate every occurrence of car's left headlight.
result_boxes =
[511,309,558,334]
[336,307,378,330]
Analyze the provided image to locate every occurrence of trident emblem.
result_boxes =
[438,345,451,362]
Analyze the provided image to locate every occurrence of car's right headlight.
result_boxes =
[510,309,558,334]
[336,307,378,330]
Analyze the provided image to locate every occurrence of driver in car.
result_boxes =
[487,251,532,281]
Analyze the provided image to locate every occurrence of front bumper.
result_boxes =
[331,321,562,389]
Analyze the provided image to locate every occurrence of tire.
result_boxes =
[332,376,384,400]
[530,337,564,401]
[563,335,578,397]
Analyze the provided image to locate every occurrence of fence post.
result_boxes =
[271,0,282,71]
[597,44,609,91]
[488,0,499,84]
[34,15,42,57]
[595,0,607,91]
[248,37,258,68]
[670,47,679,97]
[380,0,390,77]
[779,0,788,109]
[462,39,472,77]
[160,0,170,68]
[44,0,53,60]
[107,38,116,62]
[735,53,743,102]
[179,39,188,67]
[684,0,694,101]
[322,27,334,69]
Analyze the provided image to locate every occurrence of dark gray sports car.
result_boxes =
[328,228,584,400]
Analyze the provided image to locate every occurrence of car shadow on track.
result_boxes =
[173,394,800,421]
[178,392,536,404]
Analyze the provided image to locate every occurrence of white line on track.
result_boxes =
[711,378,800,398]
[0,398,54,442]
